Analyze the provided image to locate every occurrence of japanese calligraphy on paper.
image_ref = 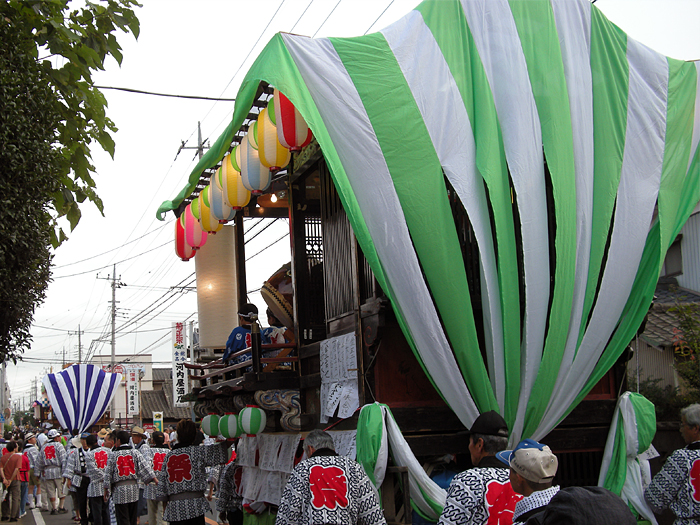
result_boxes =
[172,322,189,407]
[319,333,359,423]
[127,368,139,416]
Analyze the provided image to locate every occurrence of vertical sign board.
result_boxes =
[172,322,189,407]
[153,412,163,432]
[127,367,139,417]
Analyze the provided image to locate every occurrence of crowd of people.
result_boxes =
[0,420,229,525]
[0,404,696,525]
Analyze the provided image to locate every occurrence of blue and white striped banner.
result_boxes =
[42,364,122,432]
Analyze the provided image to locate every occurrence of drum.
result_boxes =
[261,262,294,328]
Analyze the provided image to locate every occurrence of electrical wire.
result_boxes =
[53,241,171,279]
[364,0,395,35]
[199,0,287,129]
[94,86,237,101]
[289,0,314,33]
[52,223,168,268]
[245,233,289,261]
[312,0,342,38]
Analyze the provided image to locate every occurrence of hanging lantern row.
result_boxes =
[173,88,313,261]
[200,407,267,438]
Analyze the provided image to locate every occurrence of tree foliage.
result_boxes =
[0,1,139,362]
[671,301,700,399]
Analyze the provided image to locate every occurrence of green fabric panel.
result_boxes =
[602,411,626,495]
[508,0,577,439]
[267,33,443,399]
[565,81,700,421]
[657,58,697,264]
[630,393,656,455]
[416,0,520,423]
[330,32,498,412]
[356,403,386,485]
[577,7,629,350]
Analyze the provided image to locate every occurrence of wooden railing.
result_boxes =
[186,343,297,388]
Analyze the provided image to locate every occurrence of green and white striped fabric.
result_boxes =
[357,403,447,520]
[158,0,700,444]
[598,392,658,524]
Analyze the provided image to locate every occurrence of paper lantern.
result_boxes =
[184,203,207,250]
[174,216,195,261]
[257,107,291,172]
[198,186,223,233]
[274,88,313,151]
[219,414,242,439]
[239,406,266,435]
[208,180,236,223]
[191,197,201,220]
[248,120,259,150]
[201,414,219,437]
[231,145,242,172]
[221,155,251,209]
[195,225,238,349]
[239,134,271,195]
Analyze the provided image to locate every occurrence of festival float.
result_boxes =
[155,0,700,522]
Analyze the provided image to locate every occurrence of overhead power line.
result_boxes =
[53,240,171,279]
[95,86,236,101]
[53,222,168,269]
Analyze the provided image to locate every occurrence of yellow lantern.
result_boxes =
[221,154,251,210]
[257,107,291,172]
[198,186,223,233]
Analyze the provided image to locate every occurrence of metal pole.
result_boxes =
[78,324,82,363]
[111,264,117,417]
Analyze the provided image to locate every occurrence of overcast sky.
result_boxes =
[9,0,700,409]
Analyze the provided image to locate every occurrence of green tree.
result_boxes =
[671,301,700,400]
[0,1,140,362]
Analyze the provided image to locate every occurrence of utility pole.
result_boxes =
[69,325,84,363]
[98,264,125,418]
[175,122,209,161]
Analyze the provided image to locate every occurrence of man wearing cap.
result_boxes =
[495,439,559,524]
[438,411,521,525]
[645,403,700,525]
[223,304,259,366]
[34,428,68,515]
[97,429,109,447]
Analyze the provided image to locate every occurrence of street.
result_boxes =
[18,498,221,525]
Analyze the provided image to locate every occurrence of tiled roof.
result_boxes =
[152,368,172,382]
[141,380,190,421]
[641,278,700,347]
